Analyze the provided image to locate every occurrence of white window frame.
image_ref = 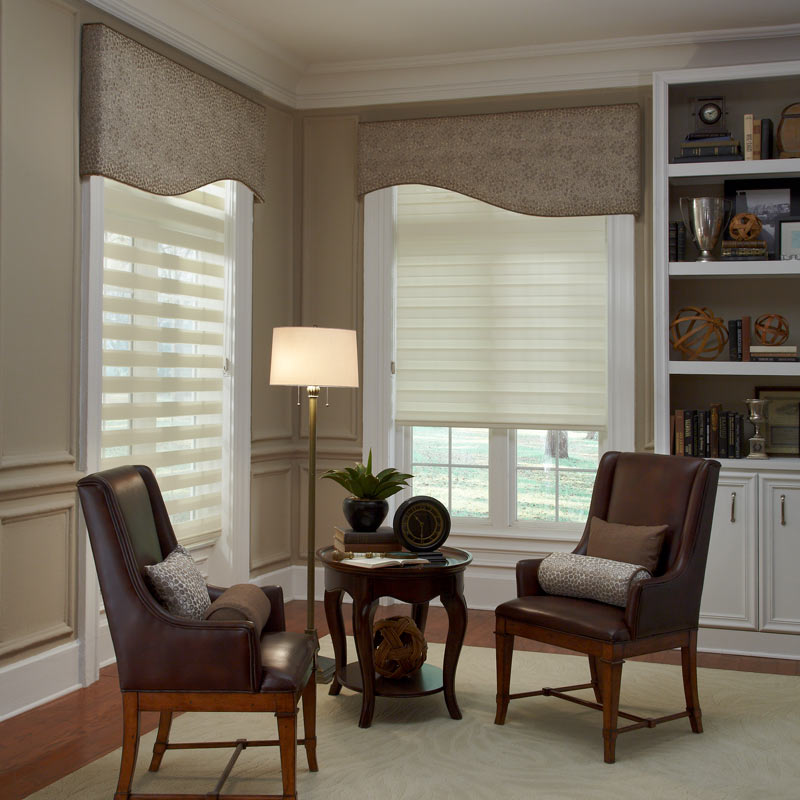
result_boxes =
[78,177,252,683]
[363,187,634,546]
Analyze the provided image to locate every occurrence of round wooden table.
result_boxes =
[317,545,472,728]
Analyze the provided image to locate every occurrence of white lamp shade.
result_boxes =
[269,326,359,388]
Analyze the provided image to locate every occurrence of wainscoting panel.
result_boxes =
[0,494,76,663]
[250,460,293,572]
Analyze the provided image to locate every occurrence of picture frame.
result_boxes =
[724,178,800,259]
[778,217,800,260]
[755,386,800,455]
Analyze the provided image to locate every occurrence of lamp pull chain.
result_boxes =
[296,386,301,406]
[326,386,330,407]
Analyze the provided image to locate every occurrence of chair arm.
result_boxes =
[516,558,546,597]
[115,606,263,693]
[206,583,286,633]
[624,569,703,639]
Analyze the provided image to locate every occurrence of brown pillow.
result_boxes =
[203,584,271,636]
[586,517,667,574]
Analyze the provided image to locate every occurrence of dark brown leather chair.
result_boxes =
[495,451,720,763]
[78,465,317,800]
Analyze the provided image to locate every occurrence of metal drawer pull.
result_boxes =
[730,492,736,523]
[780,494,786,526]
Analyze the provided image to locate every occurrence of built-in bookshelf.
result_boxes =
[653,60,800,466]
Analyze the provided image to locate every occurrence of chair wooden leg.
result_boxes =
[114,692,140,800]
[588,655,603,704]
[494,629,514,725]
[148,710,173,772]
[681,630,703,733]
[598,657,623,764]
[302,674,318,772]
[276,710,298,800]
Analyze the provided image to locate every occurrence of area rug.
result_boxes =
[27,639,800,800]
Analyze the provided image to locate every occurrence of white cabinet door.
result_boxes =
[759,475,800,634]
[699,471,758,630]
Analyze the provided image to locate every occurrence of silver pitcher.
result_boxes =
[679,197,731,262]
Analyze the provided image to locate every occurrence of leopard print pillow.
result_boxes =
[143,544,210,619]
[538,552,651,608]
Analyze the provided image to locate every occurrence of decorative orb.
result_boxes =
[373,616,427,679]
[754,314,789,345]
[670,306,728,361]
[729,213,762,241]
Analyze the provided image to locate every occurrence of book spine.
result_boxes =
[334,526,398,544]
[675,409,685,456]
[728,319,739,361]
[753,119,761,159]
[737,320,743,361]
[334,540,397,553]
[749,355,799,362]
[742,316,751,362]
[703,410,709,458]
[744,114,754,160]
[692,411,700,458]
[719,409,728,459]
[710,404,721,459]
[680,145,740,156]
[761,118,774,159]
[685,411,694,457]
[734,414,743,459]
[727,412,736,459]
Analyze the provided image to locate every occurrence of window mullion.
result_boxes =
[488,428,511,528]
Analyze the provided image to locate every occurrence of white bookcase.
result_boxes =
[652,61,800,659]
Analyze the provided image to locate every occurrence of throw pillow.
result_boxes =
[586,516,667,574]
[538,551,651,608]
[203,584,272,635]
[143,544,210,620]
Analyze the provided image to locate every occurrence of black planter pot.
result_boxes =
[342,497,389,532]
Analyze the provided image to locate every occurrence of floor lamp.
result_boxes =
[269,326,359,682]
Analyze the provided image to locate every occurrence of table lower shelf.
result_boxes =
[337,662,444,698]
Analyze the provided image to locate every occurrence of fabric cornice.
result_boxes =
[80,24,267,202]
[358,105,641,217]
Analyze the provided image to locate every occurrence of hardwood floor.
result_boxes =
[1,600,797,799]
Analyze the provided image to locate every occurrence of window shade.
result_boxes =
[100,179,228,542]
[395,185,607,430]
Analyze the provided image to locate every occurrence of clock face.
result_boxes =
[393,496,451,552]
[699,102,722,125]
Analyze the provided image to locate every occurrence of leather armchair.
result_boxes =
[78,464,317,800]
[495,451,720,763]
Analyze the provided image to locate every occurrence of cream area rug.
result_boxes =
[28,639,800,800]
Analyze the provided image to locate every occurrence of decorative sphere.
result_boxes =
[754,314,789,345]
[728,213,762,241]
[670,306,728,361]
[373,616,427,679]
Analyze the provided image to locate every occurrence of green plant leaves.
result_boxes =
[321,448,412,499]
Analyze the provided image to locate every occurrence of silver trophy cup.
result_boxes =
[745,398,769,459]
[679,197,731,262]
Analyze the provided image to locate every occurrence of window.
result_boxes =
[90,177,252,547]
[363,185,634,537]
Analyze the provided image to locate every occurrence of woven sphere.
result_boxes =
[373,616,427,679]
[670,306,728,361]
[729,213,762,241]
[754,314,789,345]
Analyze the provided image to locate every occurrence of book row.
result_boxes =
[672,407,748,459]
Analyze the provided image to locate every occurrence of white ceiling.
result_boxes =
[195,0,800,67]
[88,0,800,107]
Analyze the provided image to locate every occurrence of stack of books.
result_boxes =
[673,134,742,163]
[722,240,768,260]
[668,221,687,261]
[743,115,774,160]
[334,526,399,553]
[749,344,798,362]
[673,406,746,459]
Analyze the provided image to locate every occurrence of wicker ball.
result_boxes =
[670,306,728,361]
[373,616,427,679]
[754,314,789,345]
[729,213,762,241]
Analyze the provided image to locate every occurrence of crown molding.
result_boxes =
[84,3,800,110]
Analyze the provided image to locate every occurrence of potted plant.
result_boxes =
[322,450,412,532]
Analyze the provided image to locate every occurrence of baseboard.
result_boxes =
[0,641,82,721]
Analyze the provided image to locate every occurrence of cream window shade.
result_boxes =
[100,178,228,542]
[395,185,607,431]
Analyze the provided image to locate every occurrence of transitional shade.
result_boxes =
[100,178,228,543]
[395,185,607,430]
[359,105,641,217]
[81,24,268,202]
